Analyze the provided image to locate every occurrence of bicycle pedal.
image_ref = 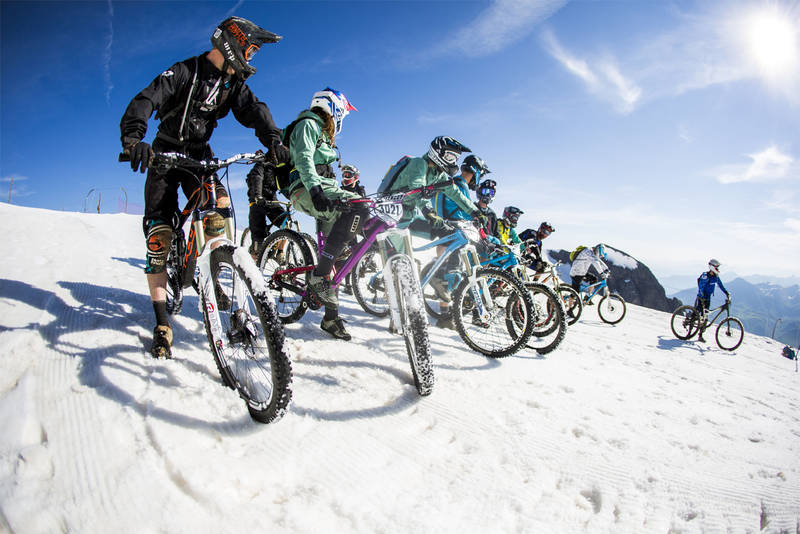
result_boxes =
[306,294,322,311]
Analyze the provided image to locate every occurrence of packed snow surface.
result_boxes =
[0,203,798,533]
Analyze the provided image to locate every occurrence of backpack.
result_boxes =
[782,346,797,360]
[274,115,329,191]
[570,245,587,262]
[377,155,412,194]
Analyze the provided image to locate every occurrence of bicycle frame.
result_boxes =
[699,301,731,328]
[580,279,609,302]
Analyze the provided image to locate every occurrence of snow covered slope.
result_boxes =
[1,202,798,533]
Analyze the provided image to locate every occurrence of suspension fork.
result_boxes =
[461,244,493,322]
[376,228,416,332]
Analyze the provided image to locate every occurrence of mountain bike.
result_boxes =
[531,260,583,325]
[578,275,627,325]
[351,220,537,358]
[119,151,292,424]
[240,197,317,262]
[257,187,444,395]
[670,298,744,351]
[478,245,567,355]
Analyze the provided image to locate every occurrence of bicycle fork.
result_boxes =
[377,228,419,335]
[460,244,494,323]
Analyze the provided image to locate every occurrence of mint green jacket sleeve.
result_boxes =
[289,118,325,191]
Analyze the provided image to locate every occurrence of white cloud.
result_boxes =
[432,0,567,58]
[542,30,642,113]
[715,145,795,184]
[785,218,800,232]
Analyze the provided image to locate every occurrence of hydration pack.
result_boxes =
[377,155,412,194]
[570,245,587,262]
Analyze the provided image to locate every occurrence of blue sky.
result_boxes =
[1,0,799,279]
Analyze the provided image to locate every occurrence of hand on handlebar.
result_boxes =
[127,142,154,174]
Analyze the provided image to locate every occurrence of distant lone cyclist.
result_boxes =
[119,17,289,359]
[695,258,730,342]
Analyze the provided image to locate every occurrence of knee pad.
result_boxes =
[145,222,173,274]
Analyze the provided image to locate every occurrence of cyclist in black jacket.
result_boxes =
[120,16,289,359]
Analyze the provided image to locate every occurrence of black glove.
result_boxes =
[308,185,334,212]
[268,142,291,165]
[129,142,153,174]
[472,210,488,228]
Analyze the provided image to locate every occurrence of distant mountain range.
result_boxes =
[671,279,800,348]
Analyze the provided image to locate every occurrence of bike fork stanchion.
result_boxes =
[377,228,415,334]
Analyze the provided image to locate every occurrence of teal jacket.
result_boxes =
[287,110,338,191]
[388,155,475,221]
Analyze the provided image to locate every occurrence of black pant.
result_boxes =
[248,193,288,243]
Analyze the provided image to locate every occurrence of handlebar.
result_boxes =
[118,150,267,171]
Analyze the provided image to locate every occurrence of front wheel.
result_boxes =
[558,284,582,325]
[716,317,744,351]
[670,305,700,340]
[452,267,534,358]
[598,293,626,324]
[205,244,293,424]
[389,255,433,396]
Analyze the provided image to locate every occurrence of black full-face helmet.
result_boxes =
[461,154,490,188]
[427,136,471,177]
[211,17,282,81]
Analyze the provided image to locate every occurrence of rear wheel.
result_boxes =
[351,244,390,317]
[390,256,433,396]
[258,229,314,324]
[558,284,582,325]
[524,282,567,355]
[453,267,533,358]
[716,317,744,351]
[598,293,626,324]
[204,244,292,424]
[671,305,700,340]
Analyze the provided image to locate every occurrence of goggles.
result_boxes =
[477,187,495,198]
[342,169,359,186]
[540,227,552,237]
[244,44,260,61]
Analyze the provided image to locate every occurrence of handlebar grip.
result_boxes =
[118,153,130,163]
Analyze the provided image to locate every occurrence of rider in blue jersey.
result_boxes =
[696,258,730,342]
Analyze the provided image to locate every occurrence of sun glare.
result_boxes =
[747,8,798,77]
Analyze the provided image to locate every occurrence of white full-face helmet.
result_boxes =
[708,258,721,275]
[310,87,357,135]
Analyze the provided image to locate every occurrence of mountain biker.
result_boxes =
[119,16,289,358]
[570,244,609,299]
[338,164,365,295]
[497,206,524,247]
[474,179,499,238]
[519,221,554,272]
[695,258,730,342]
[428,154,491,328]
[340,164,366,197]
[279,87,363,341]
[245,161,290,259]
